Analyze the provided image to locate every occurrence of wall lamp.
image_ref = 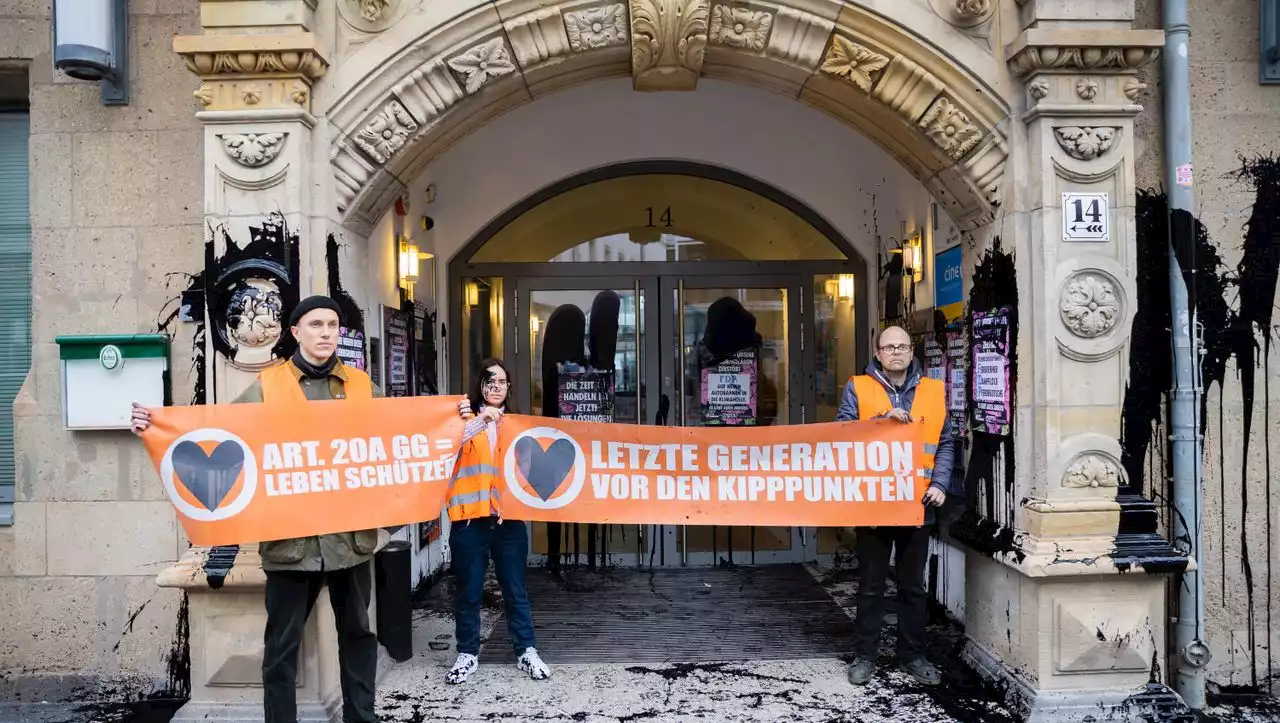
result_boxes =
[398,236,434,302]
[53,0,129,105]
[889,231,924,285]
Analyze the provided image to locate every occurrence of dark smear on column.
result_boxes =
[155,265,206,406]
[326,234,366,334]
[165,593,191,699]
[541,305,587,573]
[202,544,240,590]
[950,237,1023,563]
[204,213,302,365]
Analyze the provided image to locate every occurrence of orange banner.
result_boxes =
[141,398,929,546]
[140,397,464,546]
[494,415,927,528]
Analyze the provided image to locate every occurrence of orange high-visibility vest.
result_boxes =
[851,374,946,486]
[260,360,373,403]
[447,430,502,522]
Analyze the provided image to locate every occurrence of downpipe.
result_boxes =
[1162,0,1210,709]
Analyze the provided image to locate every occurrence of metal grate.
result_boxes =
[479,564,859,664]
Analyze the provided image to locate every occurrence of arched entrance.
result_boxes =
[449,161,868,567]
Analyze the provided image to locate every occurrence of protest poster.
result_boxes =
[382,306,411,397]
[556,363,616,423]
[701,347,759,426]
[945,329,967,434]
[923,336,945,382]
[971,307,1012,435]
[336,327,366,371]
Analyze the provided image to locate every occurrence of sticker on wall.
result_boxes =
[935,245,964,323]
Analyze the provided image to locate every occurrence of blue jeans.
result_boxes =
[451,517,537,656]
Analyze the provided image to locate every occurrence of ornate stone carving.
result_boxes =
[919,96,983,159]
[506,10,572,67]
[226,281,284,351]
[565,4,629,52]
[175,35,329,112]
[1123,77,1148,102]
[629,0,710,91]
[819,36,889,92]
[220,133,286,168]
[447,37,518,94]
[1075,77,1098,100]
[290,82,309,105]
[1028,77,1049,100]
[1054,126,1117,161]
[873,55,945,122]
[1008,45,1161,78]
[181,50,327,81]
[930,0,994,28]
[355,0,392,22]
[954,0,990,18]
[709,6,773,52]
[355,100,418,164]
[1062,454,1122,489]
[1060,272,1120,338]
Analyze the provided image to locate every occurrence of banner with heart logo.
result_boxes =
[494,415,929,528]
[139,396,466,546]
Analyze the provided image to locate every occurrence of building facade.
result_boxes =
[0,0,1276,720]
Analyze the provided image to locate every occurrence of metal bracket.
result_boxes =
[101,0,129,105]
[1182,639,1212,668]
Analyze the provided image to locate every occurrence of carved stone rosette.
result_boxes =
[1062,453,1123,489]
[1053,126,1117,161]
[174,33,329,113]
[220,132,287,168]
[629,0,710,91]
[1059,271,1121,338]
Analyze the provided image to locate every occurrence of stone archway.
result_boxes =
[320,0,1011,234]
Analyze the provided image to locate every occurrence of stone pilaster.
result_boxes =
[954,18,1190,721]
[157,4,379,721]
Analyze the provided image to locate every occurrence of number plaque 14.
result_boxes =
[1061,192,1109,242]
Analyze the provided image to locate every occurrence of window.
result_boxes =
[0,68,31,525]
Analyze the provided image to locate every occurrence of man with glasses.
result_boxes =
[837,325,958,687]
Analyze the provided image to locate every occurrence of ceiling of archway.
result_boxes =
[325,0,1011,234]
[467,174,850,263]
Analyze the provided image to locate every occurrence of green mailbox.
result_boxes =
[55,334,169,430]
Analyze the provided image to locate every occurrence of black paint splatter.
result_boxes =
[204,214,301,366]
[326,234,365,334]
[165,593,190,700]
[951,238,1023,563]
[201,544,239,590]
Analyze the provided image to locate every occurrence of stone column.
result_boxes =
[954,4,1188,719]
[156,3,379,721]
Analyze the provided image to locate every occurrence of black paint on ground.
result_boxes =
[479,565,862,664]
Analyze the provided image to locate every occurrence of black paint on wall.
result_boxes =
[165,593,191,700]
[1122,155,1280,689]
[950,237,1023,563]
[205,214,302,365]
[326,234,365,334]
[155,267,206,406]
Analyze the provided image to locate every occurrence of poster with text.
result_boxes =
[971,307,1012,435]
[557,364,616,423]
[945,329,967,435]
[383,306,412,398]
[701,347,759,426]
[337,327,366,371]
[923,336,945,382]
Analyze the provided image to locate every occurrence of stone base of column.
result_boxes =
[961,550,1194,723]
[157,545,396,723]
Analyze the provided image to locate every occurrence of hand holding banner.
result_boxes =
[139,397,465,546]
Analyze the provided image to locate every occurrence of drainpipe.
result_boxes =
[1162,0,1210,709]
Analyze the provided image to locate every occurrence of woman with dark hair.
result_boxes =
[445,358,549,684]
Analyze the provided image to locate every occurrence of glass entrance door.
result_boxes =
[658,277,814,566]
[515,277,661,568]
[513,274,819,568]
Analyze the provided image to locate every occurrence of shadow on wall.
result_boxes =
[1124,155,1280,697]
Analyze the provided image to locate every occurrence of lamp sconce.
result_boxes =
[464,280,480,309]
[529,314,540,336]
[398,235,435,302]
[53,0,129,106]
[890,231,924,285]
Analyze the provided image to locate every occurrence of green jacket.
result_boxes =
[236,359,383,572]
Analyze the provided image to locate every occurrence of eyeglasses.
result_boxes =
[878,344,912,354]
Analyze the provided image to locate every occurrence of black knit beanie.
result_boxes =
[289,295,343,326]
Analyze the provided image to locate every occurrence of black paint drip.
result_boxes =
[202,544,240,590]
[326,234,365,334]
[951,238,1023,563]
[165,592,191,700]
[204,214,302,366]
[1122,155,1280,690]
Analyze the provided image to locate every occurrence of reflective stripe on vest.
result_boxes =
[850,374,946,484]
[447,431,502,522]
[260,360,374,403]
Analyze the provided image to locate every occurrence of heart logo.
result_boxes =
[172,440,245,512]
[514,436,578,501]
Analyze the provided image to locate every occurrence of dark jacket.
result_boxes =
[835,358,959,524]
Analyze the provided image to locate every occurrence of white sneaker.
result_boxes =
[446,653,478,684]
[517,647,550,680]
